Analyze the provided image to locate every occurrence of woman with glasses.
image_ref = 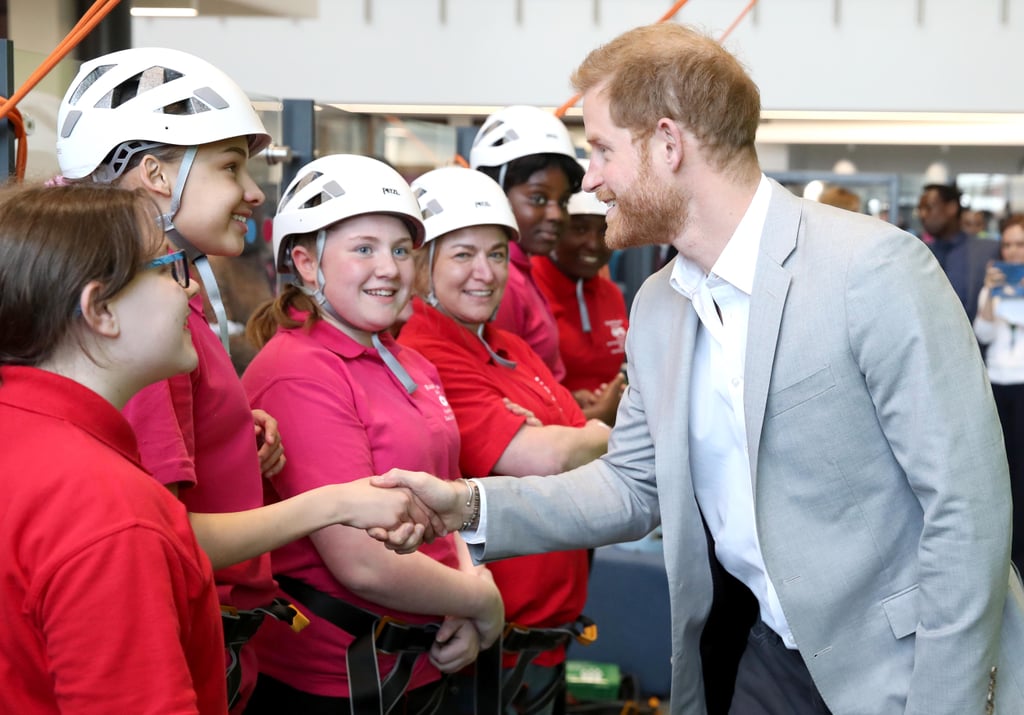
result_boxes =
[469,105,585,384]
[55,48,424,711]
[0,183,226,712]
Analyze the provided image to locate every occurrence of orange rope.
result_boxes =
[0,0,124,179]
[718,0,758,42]
[656,0,694,23]
[553,0,694,118]
[552,0,759,119]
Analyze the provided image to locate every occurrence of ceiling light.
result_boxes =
[131,0,198,17]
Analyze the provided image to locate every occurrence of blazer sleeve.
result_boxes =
[471,282,663,561]
[847,232,1010,715]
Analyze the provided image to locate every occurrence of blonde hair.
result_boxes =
[818,186,861,213]
[572,23,760,173]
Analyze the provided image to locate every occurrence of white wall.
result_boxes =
[130,0,1024,112]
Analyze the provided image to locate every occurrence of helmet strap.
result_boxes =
[306,228,345,323]
[475,323,517,369]
[193,255,232,354]
[576,278,592,334]
[157,145,199,242]
[371,332,418,394]
[425,241,440,308]
[498,163,508,191]
[156,145,232,355]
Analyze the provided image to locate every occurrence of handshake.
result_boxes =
[348,470,503,661]
[356,469,477,554]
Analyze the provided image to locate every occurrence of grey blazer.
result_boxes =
[472,181,1024,714]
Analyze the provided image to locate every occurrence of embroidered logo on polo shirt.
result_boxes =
[422,382,456,422]
[606,319,627,355]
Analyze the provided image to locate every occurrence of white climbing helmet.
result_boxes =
[412,166,520,245]
[469,105,578,171]
[568,160,607,217]
[273,154,425,275]
[56,46,271,180]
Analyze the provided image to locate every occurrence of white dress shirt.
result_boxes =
[670,174,796,648]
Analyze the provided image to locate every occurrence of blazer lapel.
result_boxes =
[744,182,801,490]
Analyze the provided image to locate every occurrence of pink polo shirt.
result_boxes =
[241,314,462,698]
[122,292,275,710]
[493,242,567,382]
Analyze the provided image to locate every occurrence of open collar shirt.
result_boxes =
[669,174,797,648]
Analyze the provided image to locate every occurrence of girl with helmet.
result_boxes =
[532,161,628,426]
[0,183,223,712]
[399,167,610,715]
[55,48,425,711]
[470,105,585,385]
[242,154,504,714]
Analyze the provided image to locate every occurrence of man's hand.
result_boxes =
[253,409,286,478]
[370,469,468,537]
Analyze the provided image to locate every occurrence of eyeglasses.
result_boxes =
[146,249,190,289]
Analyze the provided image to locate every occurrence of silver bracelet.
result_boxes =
[459,479,480,531]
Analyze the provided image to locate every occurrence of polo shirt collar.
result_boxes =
[0,365,141,465]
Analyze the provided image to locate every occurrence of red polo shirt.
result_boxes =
[121,292,275,709]
[0,366,224,714]
[531,255,628,394]
[493,242,567,382]
[399,299,589,666]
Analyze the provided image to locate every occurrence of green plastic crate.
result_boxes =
[566,660,621,702]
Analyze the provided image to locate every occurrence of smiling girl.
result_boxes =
[0,183,223,713]
[242,155,503,714]
[56,49,422,711]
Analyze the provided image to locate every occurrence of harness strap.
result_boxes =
[221,599,308,709]
[501,617,597,714]
[474,639,504,715]
[275,574,442,715]
[193,255,231,354]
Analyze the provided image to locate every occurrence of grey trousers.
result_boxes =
[728,621,832,715]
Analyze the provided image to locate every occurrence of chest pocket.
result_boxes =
[766,365,835,419]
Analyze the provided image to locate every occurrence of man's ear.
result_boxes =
[136,154,174,198]
[290,243,319,287]
[655,117,686,173]
[78,281,121,339]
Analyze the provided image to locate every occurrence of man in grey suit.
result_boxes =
[376,23,1024,715]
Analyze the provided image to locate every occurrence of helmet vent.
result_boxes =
[60,110,82,139]
[490,128,519,148]
[193,86,229,110]
[322,180,345,199]
[95,66,183,110]
[68,64,114,106]
[473,119,508,148]
[421,198,444,219]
